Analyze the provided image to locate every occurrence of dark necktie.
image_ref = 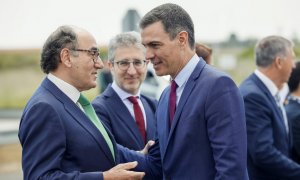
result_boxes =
[78,93,115,160]
[128,96,146,144]
[169,80,177,126]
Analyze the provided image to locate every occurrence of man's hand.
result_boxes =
[139,140,155,155]
[103,161,145,180]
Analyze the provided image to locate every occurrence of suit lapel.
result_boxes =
[42,78,115,165]
[105,87,145,146]
[157,89,171,158]
[251,74,288,140]
[164,60,206,158]
[140,97,155,141]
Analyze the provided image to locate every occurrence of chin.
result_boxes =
[124,86,138,94]
[155,71,166,77]
[89,83,97,89]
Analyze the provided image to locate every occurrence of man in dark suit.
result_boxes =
[92,32,157,151]
[286,61,300,163]
[18,25,155,180]
[239,35,300,179]
[135,3,248,179]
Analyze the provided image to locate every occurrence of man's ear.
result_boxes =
[60,48,72,67]
[177,31,188,47]
[108,61,115,77]
[108,61,114,70]
[274,56,283,69]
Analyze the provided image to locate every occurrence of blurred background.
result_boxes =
[1,0,300,179]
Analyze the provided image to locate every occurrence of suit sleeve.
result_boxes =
[19,102,103,180]
[245,93,300,178]
[206,76,248,180]
[117,139,162,180]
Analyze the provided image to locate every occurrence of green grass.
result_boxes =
[0,67,100,109]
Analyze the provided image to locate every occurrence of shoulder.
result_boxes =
[92,87,116,106]
[196,65,238,93]
[239,74,261,97]
[140,95,157,110]
[286,97,300,112]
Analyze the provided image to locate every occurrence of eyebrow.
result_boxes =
[90,47,99,51]
[143,41,162,46]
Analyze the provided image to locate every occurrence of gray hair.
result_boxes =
[40,25,78,74]
[139,3,195,49]
[108,31,145,61]
[255,35,294,67]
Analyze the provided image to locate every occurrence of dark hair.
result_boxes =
[40,25,78,74]
[288,61,300,92]
[195,43,212,62]
[255,35,293,68]
[140,3,195,49]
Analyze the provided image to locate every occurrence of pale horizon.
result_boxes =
[1,0,299,49]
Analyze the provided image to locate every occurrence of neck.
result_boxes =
[171,50,194,79]
[258,67,283,90]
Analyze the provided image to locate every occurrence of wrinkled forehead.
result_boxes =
[75,29,97,48]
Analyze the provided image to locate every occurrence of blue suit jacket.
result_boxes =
[145,59,248,179]
[92,85,157,150]
[285,96,300,163]
[239,73,300,180]
[18,78,162,180]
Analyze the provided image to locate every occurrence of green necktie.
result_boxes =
[78,93,115,160]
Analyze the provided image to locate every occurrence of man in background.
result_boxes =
[239,35,300,179]
[92,31,157,151]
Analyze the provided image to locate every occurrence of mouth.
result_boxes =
[152,61,162,68]
[92,72,98,78]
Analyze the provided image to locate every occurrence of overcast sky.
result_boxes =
[1,0,299,49]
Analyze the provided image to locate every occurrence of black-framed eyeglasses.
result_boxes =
[113,60,148,71]
[72,48,100,63]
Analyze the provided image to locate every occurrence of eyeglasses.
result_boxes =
[72,48,100,63]
[113,60,148,71]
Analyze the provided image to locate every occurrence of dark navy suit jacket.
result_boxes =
[92,85,157,150]
[239,73,300,180]
[286,96,300,163]
[18,78,161,180]
[132,59,248,179]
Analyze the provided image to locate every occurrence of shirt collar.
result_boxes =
[254,69,279,96]
[47,73,80,103]
[111,81,141,100]
[173,54,199,88]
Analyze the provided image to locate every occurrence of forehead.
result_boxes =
[141,21,171,45]
[76,30,97,48]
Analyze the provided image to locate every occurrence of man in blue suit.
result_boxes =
[92,32,157,151]
[18,25,160,180]
[239,36,300,179]
[135,3,248,179]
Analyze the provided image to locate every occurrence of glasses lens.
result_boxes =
[115,60,146,70]
[133,60,144,69]
[90,50,100,58]
[118,61,129,70]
